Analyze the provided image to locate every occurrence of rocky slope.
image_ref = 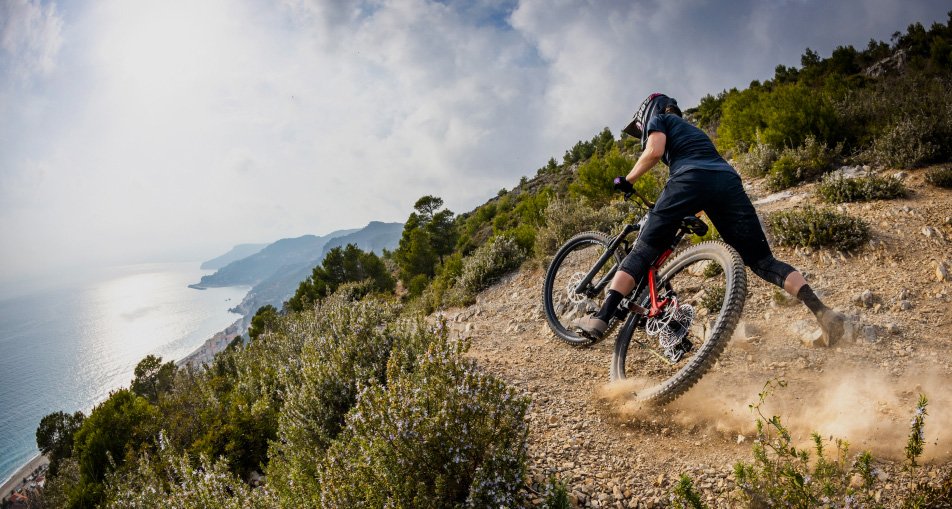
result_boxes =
[444,165,952,507]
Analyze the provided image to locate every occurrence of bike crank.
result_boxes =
[645,299,696,363]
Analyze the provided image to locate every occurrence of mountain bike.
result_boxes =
[541,189,747,405]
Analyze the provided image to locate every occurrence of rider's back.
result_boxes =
[646,114,733,178]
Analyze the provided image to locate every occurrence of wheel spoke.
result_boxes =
[542,232,623,346]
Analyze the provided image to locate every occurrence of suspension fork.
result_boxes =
[572,223,640,296]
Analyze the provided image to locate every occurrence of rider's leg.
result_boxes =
[599,240,665,318]
[749,255,845,344]
[574,240,667,338]
[575,176,699,338]
[703,172,846,344]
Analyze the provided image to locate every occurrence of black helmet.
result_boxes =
[622,93,678,145]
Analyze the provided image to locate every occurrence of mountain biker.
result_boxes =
[574,93,846,345]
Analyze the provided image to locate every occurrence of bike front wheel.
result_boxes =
[542,231,625,346]
[610,241,747,405]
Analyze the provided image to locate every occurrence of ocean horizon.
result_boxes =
[0,262,249,486]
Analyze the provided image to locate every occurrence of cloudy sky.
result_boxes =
[1,0,949,283]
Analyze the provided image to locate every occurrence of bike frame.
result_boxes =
[572,190,696,323]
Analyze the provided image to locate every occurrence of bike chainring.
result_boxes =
[646,300,696,359]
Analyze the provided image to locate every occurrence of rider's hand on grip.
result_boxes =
[613,176,634,194]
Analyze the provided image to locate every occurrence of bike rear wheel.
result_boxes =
[542,231,625,346]
[610,241,747,405]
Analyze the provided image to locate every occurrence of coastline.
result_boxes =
[0,268,251,499]
[1,454,47,500]
[1,316,246,498]
[178,315,248,368]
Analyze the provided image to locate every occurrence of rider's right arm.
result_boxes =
[626,131,665,184]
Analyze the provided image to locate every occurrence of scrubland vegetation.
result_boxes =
[29,14,952,508]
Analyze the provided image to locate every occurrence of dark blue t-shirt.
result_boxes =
[645,114,734,177]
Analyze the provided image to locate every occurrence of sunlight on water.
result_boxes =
[0,262,249,485]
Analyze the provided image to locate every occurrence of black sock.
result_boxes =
[796,285,828,316]
[594,289,625,321]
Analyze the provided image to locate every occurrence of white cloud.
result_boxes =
[0,0,949,282]
[0,0,63,80]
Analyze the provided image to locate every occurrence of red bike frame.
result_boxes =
[646,248,674,317]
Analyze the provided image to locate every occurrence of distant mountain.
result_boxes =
[321,221,404,257]
[191,230,358,289]
[200,243,268,270]
[204,221,403,327]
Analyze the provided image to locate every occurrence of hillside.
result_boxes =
[445,164,952,507]
[191,232,354,288]
[25,17,952,507]
[320,221,404,257]
[229,222,403,319]
[199,243,268,270]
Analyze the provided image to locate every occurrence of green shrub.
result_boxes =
[267,293,412,505]
[498,222,537,254]
[406,273,430,296]
[767,206,870,251]
[732,381,946,507]
[453,234,527,298]
[318,332,529,507]
[700,284,726,314]
[765,136,839,191]
[702,260,723,278]
[733,380,879,507]
[816,172,907,203]
[735,142,779,178]
[839,75,952,168]
[906,394,928,468]
[863,116,940,169]
[414,252,464,313]
[765,154,802,191]
[569,145,662,205]
[925,165,952,188]
[672,474,707,509]
[534,198,627,258]
[718,83,838,151]
[542,478,571,509]
[68,389,158,505]
[106,441,270,508]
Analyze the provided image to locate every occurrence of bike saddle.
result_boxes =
[680,216,708,237]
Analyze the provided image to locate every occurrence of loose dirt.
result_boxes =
[444,166,952,507]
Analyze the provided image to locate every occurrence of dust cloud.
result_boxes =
[601,367,952,462]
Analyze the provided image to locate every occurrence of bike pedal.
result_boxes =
[681,337,693,353]
[668,349,686,363]
[667,338,693,363]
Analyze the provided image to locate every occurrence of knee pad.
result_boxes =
[618,241,664,282]
[750,256,795,288]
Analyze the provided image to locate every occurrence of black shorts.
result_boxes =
[636,169,772,265]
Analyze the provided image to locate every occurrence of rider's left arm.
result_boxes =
[626,131,665,184]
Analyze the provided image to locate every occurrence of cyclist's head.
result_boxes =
[622,93,680,145]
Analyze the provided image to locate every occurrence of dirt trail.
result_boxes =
[444,168,952,508]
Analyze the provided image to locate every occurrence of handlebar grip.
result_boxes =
[613,176,634,194]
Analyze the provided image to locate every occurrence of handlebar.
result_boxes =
[626,188,655,209]
[613,176,655,208]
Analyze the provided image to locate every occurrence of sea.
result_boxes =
[0,262,249,486]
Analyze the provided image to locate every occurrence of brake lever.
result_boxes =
[631,189,655,209]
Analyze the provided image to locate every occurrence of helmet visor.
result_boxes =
[622,93,663,139]
[622,118,642,138]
